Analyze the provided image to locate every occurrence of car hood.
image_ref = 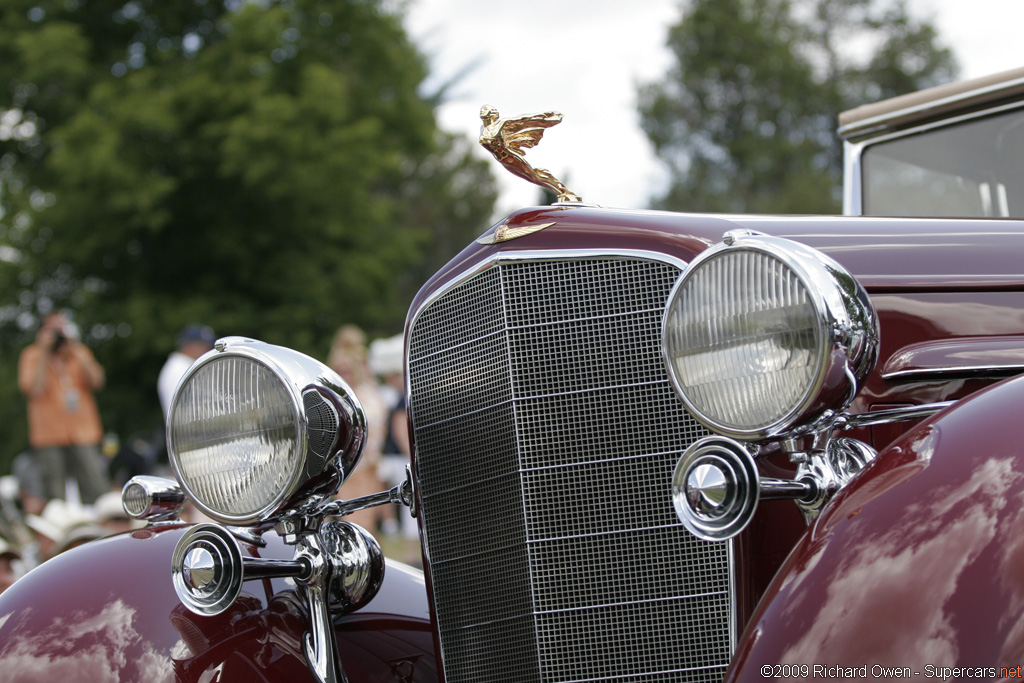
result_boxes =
[725,214,1024,291]
[423,207,1024,299]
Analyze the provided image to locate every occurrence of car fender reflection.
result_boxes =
[995,501,1024,665]
[778,454,1020,666]
[0,599,174,682]
[169,591,308,681]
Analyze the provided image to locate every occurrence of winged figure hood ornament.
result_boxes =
[479,105,581,203]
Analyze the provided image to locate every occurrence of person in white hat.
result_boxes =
[25,498,101,561]
[0,537,20,594]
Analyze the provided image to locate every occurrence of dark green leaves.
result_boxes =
[0,0,496,467]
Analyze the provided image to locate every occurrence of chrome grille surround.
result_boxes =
[408,250,735,683]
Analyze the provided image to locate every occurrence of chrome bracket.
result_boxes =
[403,465,418,518]
[322,476,413,519]
[786,400,954,521]
[296,533,348,683]
[790,437,876,522]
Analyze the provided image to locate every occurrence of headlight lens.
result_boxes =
[170,355,300,520]
[663,232,877,438]
[167,338,365,524]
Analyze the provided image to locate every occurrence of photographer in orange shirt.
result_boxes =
[18,312,109,505]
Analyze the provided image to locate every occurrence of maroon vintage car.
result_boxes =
[2,67,1024,682]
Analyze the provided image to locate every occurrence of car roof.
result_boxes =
[838,66,1024,142]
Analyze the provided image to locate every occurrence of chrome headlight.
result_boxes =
[663,231,878,439]
[167,337,365,525]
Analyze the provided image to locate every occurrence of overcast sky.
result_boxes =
[404,0,1024,217]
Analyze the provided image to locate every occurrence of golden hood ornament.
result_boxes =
[479,105,581,203]
[476,221,556,245]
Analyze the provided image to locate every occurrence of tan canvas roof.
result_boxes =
[838,66,1024,141]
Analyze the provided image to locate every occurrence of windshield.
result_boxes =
[861,107,1024,218]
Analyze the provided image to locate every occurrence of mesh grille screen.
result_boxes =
[409,257,732,683]
[302,389,339,474]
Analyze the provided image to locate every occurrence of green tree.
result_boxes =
[639,0,958,214]
[0,0,496,472]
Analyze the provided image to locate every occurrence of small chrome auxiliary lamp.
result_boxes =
[122,475,187,524]
[662,230,954,541]
[155,337,417,683]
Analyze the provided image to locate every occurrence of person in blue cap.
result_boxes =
[158,324,215,417]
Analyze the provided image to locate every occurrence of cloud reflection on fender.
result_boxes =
[775,424,1022,667]
[0,599,174,683]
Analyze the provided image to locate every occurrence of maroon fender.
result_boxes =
[727,373,1024,678]
[0,524,436,682]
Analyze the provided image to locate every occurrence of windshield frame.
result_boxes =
[843,99,1024,217]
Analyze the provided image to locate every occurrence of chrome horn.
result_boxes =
[170,472,413,683]
[171,524,251,615]
[672,404,955,542]
[172,519,386,683]
[671,436,818,541]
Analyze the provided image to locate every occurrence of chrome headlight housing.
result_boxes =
[167,337,365,525]
[663,231,879,439]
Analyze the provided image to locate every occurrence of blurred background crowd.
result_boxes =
[0,312,414,595]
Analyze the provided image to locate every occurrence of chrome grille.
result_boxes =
[409,256,733,683]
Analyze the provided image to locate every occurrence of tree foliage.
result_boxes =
[0,0,497,470]
[639,0,958,214]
